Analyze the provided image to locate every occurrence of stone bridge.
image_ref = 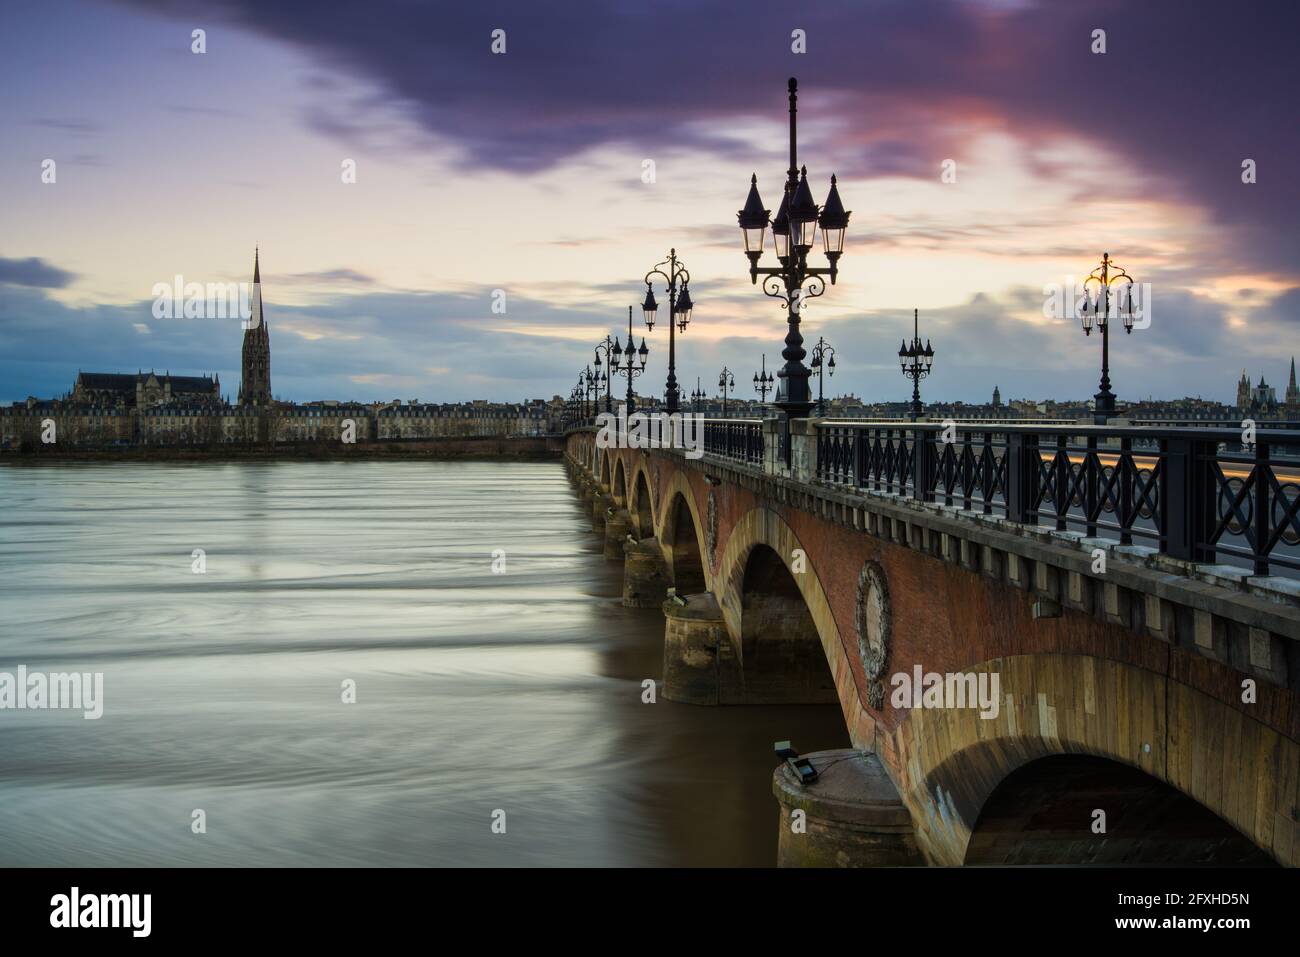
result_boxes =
[564,417,1300,867]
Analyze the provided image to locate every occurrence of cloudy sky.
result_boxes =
[1,0,1296,406]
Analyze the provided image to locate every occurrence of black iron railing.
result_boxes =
[569,416,1299,575]
[814,422,1300,576]
[704,419,763,466]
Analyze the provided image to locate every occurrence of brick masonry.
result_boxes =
[567,432,1300,865]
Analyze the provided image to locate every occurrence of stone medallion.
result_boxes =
[855,560,891,709]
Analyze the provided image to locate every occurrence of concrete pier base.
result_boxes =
[591,493,611,534]
[772,749,922,867]
[603,509,633,560]
[622,537,670,608]
[661,592,741,705]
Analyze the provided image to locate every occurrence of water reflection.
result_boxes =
[0,460,847,866]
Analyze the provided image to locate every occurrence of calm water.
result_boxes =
[0,460,847,866]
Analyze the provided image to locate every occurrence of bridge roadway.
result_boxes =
[565,417,1300,866]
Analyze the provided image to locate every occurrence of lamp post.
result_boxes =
[754,354,774,411]
[612,305,649,413]
[690,377,706,413]
[593,334,615,413]
[641,249,693,414]
[582,365,599,418]
[809,337,836,417]
[575,371,588,419]
[565,385,580,427]
[718,367,735,419]
[897,308,934,422]
[1079,252,1137,423]
[736,77,851,420]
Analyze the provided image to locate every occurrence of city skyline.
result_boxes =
[2,0,1297,406]
[8,246,1297,414]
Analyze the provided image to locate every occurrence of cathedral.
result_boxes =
[63,250,270,411]
[238,249,272,407]
[1236,359,1299,415]
[71,370,220,409]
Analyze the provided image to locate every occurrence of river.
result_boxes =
[0,460,848,866]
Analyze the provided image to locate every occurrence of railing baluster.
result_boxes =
[961,431,973,511]
[1254,439,1270,576]
[1055,435,1069,531]
[687,420,1298,575]
[1085,434,1098,538]
[1120,436,1133,546]
[980,431,992,514]
[913,426,933,503]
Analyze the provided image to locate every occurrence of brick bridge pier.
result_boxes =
[564,417,1300,867]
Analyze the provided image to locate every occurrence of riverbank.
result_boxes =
[0,435,564,463]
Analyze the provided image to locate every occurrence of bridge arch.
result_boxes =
[965,753,1276,865]
[738,544,839,703]
[664,499,706,594]
[716,507,871,729]
[891,653,1296,866]
[597,446,610,488]
[652,469,711,595]
[612,456,627,506]
[629,462,655,539]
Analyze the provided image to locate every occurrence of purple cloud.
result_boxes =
[0,256,78,288]
[113,0,1298,279]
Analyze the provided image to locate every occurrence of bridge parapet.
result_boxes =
[563,426,1300,864]
[698,417,1300,576]
[809,420,1300,576]
[701,418,764,466]
[674,419,1300,690]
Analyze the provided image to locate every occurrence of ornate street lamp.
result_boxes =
[581,365,599,417]
[690,376,707,413]
[1079,251,1138,423]
[593,334,615,413]
[575,371,588,419]
[718,367,735,419]
[898,308,934,422]
[641,249,694,414]
[611,305,649,413]
[754,354,774,411]
[809,336,836,417]
[737,77,851,419]
[565,385,580,427]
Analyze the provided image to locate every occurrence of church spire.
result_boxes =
[239,247,272,409]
